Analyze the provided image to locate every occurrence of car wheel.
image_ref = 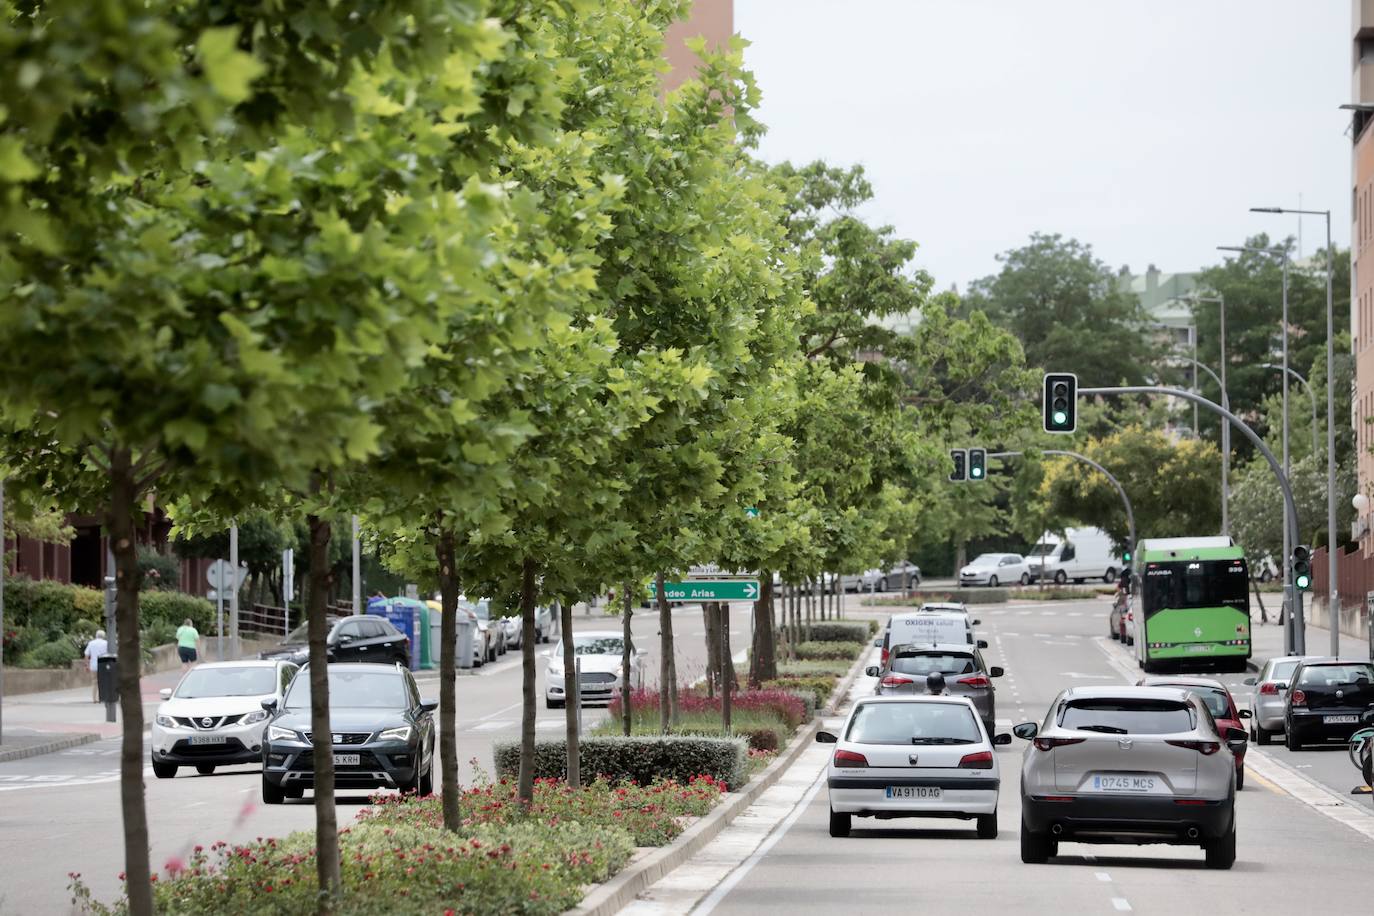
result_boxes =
[1125,635,1134,647]
[546,697,564,709]
[419,763,434,797]
[828,807,851,838]
[976,811,998,839]
[1204,816,1237,869]
[988,575,999,588]
[1019,819,1054,863]
[1019,573,1030,586]
[878,578,888,592]
[1054,571,1068,585]
[1236,765,1245,792]
[195,764,216,776]
[1103,568,1116,584]
[1110,625,1120,640]
[1285,726,1302,751]
[152,761,178,780]
[262,776,285,805]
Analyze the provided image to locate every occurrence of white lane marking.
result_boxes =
[1112,898,1132,912]
[1067,612,1082,617]
[478,700,522,721]
[1095,872,1111,882]
[1041,611,1058,617]
[693,768,828,916]
[470,721,512,732]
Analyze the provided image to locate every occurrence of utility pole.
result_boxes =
[229,523,239,658]
[351,515,362,612]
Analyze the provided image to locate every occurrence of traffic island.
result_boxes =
[0,731,100,764]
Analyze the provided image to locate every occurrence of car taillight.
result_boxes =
[1033,737,1085,752]
[1290,689,1307,707]
[957,675,991,689]
[833,749,869,767]
[1259,682,1280,696]
[1166,740,1221,755]
[880,674,914,688]
[880,648,889,666]
[958,751,994,769]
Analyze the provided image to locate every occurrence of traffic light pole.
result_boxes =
[1080,385,1305,654]
[989,450,1135,561]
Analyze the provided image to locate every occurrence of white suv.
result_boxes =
[152,660,298,778]
[1014,686,1244,869]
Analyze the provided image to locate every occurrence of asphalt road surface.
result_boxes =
[0,602,751,915]
[625,597,1374,916]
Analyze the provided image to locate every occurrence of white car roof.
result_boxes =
[852,694,980,711]
[570,631,623,640]
[1061,685,1194,702]
[918,603,967,613]
[890,642,977,655]
[185,659,281,670]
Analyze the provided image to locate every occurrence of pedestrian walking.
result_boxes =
[175,618,199,672]
[84,629,109,702]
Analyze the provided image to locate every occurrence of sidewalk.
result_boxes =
[1248,616,1342,672]
[0,667,184,754]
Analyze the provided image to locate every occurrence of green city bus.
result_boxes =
[1132,537,1251,673]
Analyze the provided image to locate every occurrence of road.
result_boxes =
[0,602,751,915]
[625,597,1374,915]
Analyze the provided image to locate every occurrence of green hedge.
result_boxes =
[494,735,749,790]
[1,576,214,638]
[794,640,864,661]
[863,588,1007,606]
[139,591,214,631]
[764,676,834,709]
[806,622,871,643]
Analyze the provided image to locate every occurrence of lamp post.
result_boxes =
[1260,363,1319,458]
[1218,244,1294,651]
[1168,354,1230,536]
[1252,206,1338,655]
[1182,294,1228,535]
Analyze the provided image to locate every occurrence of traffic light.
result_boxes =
[968,448,987,481]
[949,449,967,482]
[1043,372,1078,433]
[1292,545,1312,590]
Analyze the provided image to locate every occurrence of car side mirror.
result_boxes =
[1237,709,1252,719]
[1276,682,1289,691]
[260,698,277,711]
[873,638,882,648]
[993,733,1013,746]
[977,640,989,649]
[336,633,353,643]
[816,731,838,744]
[972,619,982,626]
[1224,727,1248,752]
[1013,722,1038,740]
[419,700,439,713]
[1362,709,1374,725]
[159,688,172,700]
[865,666,880,677]
[989,667,1004,678]
[1242,677,1257,686]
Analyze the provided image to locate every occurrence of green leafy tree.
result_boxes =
[1228,453,1355,563]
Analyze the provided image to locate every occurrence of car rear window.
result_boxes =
[846,702,981,745]
[1297,664,1374,688]
[889,653,976,676]
[1155,684,1230,719]
[1270,659,1300,681]
[1060,698,1195,734]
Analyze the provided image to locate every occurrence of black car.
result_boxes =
[1284,658,1374,750]
[260,662,436,803]
[261,615,410,668]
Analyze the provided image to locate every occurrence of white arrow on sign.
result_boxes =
[744,582,759,599]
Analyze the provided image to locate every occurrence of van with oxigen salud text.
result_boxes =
[1026,527,1122,584]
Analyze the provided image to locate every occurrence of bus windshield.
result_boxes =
[1142,558,1248,615]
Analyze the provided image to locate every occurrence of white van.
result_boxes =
[1026,527,1122,584]
[885,612,974,650]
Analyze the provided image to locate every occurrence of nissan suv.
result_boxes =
[261,663,436,803]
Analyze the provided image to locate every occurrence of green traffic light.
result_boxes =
[971,468,982,477]
[1053,411,1067,425]
[1295,574,1311,589]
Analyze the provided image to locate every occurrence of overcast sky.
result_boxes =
[735,0,1351,291]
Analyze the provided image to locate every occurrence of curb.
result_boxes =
[0,731,101,764]
[569,639,871,916]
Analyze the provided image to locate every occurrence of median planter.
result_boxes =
[493,735,749,790]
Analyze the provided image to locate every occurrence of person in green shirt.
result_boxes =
[176,619,200,671]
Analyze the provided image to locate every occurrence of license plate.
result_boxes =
[189,735,226,745]
[1324,715,1359,724]
[886,786,942,799]
[333,754,361,766]
[1088,774,1161,793]
[1185,644,1211,653]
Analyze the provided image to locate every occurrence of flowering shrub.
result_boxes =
[493,735,748,789]
[360,775,725,847]
[69,821,634,915]
[610,688,808,730]
[793,640,865,661]
[762,676,835,709]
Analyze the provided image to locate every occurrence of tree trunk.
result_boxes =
[434,527,460,831]
[703,601,720,698]
[720,602,732,733]
[305,511,341,910]
[107,450,153,916]
[516,558,539,805]
[621,583,633,737]
[560,597,580,788]
[656,572,678,730]
[955,542,967,577]
[749,574,776,686]
[1251,576,1270,625]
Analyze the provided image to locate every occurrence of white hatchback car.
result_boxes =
[545,631,645,708]
[959,553,1029,587]
[1015,686,1244,869]
[152,660,298,778]
[819,695,1010,839]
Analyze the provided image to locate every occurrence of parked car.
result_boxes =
[544,631,645,708]
[818,695,1010,839]
[261,662,436,803]
[1015,685,1244,869]
[468,599,506,659]
[151,659,298,779]
[1108,593,1134,645]
[261,615,410,668]
[959,553,1029,588]
[866,642,1004,734]
[1026,527,1121,584]
[1242,655,1316,744]
[1283,658,1374,751]
[1138,675,1251,790]
[845,562,922,593]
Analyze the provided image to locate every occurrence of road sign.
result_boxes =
[745,507,760,519]
[662,579,760,601]
[206,559,247,591]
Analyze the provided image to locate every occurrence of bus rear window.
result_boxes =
[1143,559,1248,613]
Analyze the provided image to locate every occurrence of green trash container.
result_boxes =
[417,602,433,669]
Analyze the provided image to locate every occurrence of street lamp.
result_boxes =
[1252,205,1338,656]
[1260,363,1319,458]
[1167,353,1230,537]
[1218,243,1297,652]
[1181,292,1228,536]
